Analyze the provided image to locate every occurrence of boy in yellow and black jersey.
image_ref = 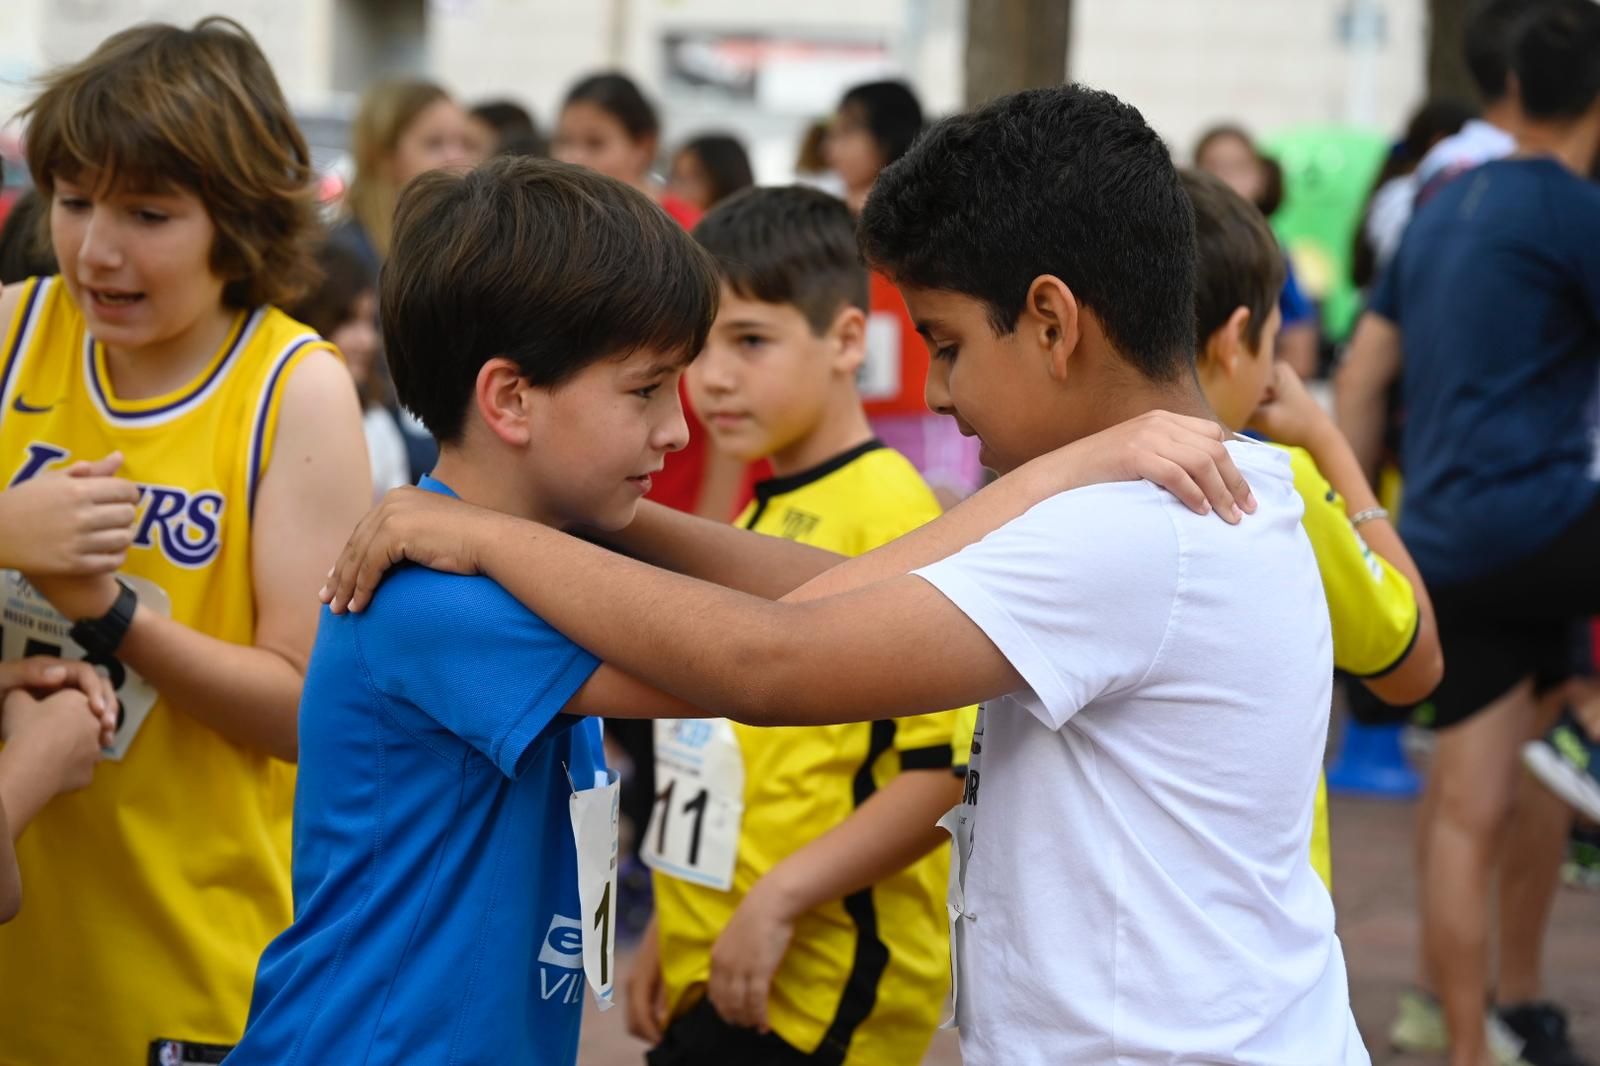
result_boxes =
[623,185,971,1066]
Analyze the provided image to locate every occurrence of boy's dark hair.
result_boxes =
[1181,170,1286,354]
[1511,0,1600,120]
[1464,0,1556,103]
[692,186,868,335]
[679,134,755,207]
[839,81,924,166]
[0,191,57,285]
[21,17,320,309]
[382,156,719,444]
[860,84,1198,383]
[563,72,659,143]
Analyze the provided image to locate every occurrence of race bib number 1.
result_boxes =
[0,570,170,760]
[568,766,621,1011]
[641,718,744,891]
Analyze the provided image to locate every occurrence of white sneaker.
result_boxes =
[1388,989,1528,1065]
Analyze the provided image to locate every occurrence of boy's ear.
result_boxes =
[1024,275,1081,381]
[827,305,869,376]
[474,357,534,447]
[1212,306,1254,375]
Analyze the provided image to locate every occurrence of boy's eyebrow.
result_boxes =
[722,318,775,331]
[913,319,945,340]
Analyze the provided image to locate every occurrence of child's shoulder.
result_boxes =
[830,445,942,521]
[356,566,551,640]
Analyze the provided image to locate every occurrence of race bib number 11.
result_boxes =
[641,718,744,892]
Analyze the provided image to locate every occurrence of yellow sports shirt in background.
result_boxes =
[1281,444,1420,888]
[0,277,332,1063]
[654,441,968,1066]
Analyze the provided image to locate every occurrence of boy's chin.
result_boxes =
[584,499,642,533]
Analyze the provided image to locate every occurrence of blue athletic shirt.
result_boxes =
[1370,157,1600,587]
[230,475,604,1066]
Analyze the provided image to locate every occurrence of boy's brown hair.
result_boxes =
[382,156,719,444]
[20,17,320,310]
[1180,169,1286,353]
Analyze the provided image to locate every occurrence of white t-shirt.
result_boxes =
[915,440,1367,1066]
[363,406,411,502]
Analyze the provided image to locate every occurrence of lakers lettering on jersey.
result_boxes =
[649,440,973,1066]
[0,277,332,1064]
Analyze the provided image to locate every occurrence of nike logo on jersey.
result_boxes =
[11,395,54,414]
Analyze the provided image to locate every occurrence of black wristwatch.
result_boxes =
[69,579,138,659]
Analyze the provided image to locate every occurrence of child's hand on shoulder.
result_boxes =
[322,487,497,614]
[1247,363,1335,451]
[0,688,105,797]
[1045,410,1256,522]
[706,876,800,1032]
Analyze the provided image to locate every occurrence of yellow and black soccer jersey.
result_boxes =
[0,277,332,1063]
[1282,443,1420,888]
[654,440,967,1066]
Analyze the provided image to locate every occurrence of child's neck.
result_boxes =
[430,446,560,528]
[102,303,237,401]
[1082,370,1219,439]
[766,391,875,479]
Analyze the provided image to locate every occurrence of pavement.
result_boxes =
[578,792,1600,1064]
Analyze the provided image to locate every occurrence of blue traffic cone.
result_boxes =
[1327,720,1421,798]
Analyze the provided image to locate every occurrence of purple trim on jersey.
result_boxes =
[0,279,48,434]
[246,337,317,520]
[86,310,256,421]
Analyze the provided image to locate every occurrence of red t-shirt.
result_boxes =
[862,273,932,417]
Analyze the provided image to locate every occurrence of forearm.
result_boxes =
[119,609,303,761]
[0,800,17,922]
[0,748,55,841]
[1333,316,1401,484]
[1304,425,1441,702]
[757,770,961,914]
[783,453,1062,602]
[595,501,843,598]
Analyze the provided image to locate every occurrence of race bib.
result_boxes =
[641,718,744,891]
[568,766,621,1010]
[939,705,984,1030]
[0,570,170,760]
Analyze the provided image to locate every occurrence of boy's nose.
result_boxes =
[923,358,955,417]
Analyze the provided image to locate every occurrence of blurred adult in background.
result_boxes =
[0,190,55,284]
[334,79,478,278]
[333,79,478,482]
[825,79,922,214]
[1352,99,1478,290]
[1195,124,1320,378]
[554,71,701,229]
[792,117,843,195]
[290,242,409,501]
[465,98,546,160]
[668,133,754,213]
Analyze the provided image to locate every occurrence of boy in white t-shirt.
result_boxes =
[323,86,1368,1065]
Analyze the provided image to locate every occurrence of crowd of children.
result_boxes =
[0,4,1595,1066]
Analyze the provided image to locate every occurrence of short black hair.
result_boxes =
[1464,0,1557,103]
[839,80,924,165]
[0,190,56,285]
[1511,0,1600,120]
[678,133,755,207]
[471,99,537,140]
[291,240,373,340]
[1181,170,1286,353]
[693,186,868,335]
[563,72,659,143]
[859,84,1198,383]
[382,156,719,444]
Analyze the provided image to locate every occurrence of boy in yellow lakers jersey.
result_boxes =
[1182,170,1444,886]
[614,186,968,1066]
[0,19,370,1064]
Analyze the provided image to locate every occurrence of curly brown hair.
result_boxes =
[19,16,321,310]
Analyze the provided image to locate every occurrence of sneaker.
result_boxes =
[1389,988,1528,1064]
[1499,1002,1592,1066]
[1523,714,1600,822]
[1563,826,1600,892]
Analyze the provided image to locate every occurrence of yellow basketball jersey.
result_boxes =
[653,442,969,1066]
[0,277,332,1064]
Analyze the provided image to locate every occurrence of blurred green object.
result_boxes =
[1261,125,1389,344]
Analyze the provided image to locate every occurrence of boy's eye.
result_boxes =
[737,334,769,352]
[58,196,90,213]
[934,344,959,362]
[133,209,169,224]
[633,384,661,400]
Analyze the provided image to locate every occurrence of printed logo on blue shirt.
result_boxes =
[538,914,586,1005]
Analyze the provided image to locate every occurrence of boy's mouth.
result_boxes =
[87,287,146,308]
[703,411,751,431]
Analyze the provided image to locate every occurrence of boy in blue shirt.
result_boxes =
[229,157,725,1065]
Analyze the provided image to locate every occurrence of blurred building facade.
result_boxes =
[2,0,1427,179]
